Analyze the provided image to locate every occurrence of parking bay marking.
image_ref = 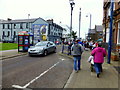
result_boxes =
[12,61,61,89]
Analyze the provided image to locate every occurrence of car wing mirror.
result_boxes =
[47,44,49,47]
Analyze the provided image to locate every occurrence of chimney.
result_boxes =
[47,19,53,23]
[7,18,12,21]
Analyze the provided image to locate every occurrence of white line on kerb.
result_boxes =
[12,61,60,89]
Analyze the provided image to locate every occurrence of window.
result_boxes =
[8,24,10,29]
[14,24,16,29]
[20,23,23,29]
[3,31,5,36]
[2,31,5,39]
[26,23,28,28]
[118,22,120,44]
[14,31,16,38]
[8,31,10,37]
[3,24,5,29]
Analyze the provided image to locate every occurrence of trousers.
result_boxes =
[73,56,81,71]
[94,63,102,74]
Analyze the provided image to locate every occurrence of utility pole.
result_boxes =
[79,8,81,39]
[28,14,30,32]
[69,0,75,40]
[107,0,114,64]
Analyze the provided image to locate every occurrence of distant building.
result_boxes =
[87,29,96,41]
[95,25,103,40]
[0,18,63,44]
[47,19,63,43]
[87,25,103,41]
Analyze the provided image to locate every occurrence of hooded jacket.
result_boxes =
[91,47,106,63]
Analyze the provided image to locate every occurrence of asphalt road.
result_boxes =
[2,45,73,89]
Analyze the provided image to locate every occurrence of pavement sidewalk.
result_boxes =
[0,49,27,60]
[60,50,119,88]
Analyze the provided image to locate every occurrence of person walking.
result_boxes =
[91,42,107,78]
[71,40,84,73]
[61,41,64,53]
[67,41,73,55]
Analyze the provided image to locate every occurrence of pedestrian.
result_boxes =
[88,55,94,72]
[91,42,107,78]
[71,40,84,73]
[67,41,73,55]
[61,41,64,53]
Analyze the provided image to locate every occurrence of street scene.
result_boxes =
[0,0,120,89]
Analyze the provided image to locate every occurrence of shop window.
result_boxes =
[118,29,120,44]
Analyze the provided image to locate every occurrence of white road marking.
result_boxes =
[12,61,60,89]
[59,57,65,61]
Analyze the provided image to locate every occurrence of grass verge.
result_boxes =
[0,43,18,51]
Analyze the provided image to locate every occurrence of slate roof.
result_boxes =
[0,18,38,24]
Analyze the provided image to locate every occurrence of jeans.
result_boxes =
[94,63,102,74]
[73,56,81,71]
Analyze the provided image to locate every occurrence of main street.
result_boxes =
[2,46,73,88]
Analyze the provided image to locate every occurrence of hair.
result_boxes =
[98,42,102,47]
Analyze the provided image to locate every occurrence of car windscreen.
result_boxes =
[35,42,47,46]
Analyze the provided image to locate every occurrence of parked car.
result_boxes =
[28,41,56,56]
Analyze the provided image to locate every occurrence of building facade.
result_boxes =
[86,25,103,42]
[47,19,63,43]
[0,18,63,44]
[103,0,120,52]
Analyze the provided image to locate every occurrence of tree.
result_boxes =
[71,31,77,40]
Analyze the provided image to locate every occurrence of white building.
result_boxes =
[0,18,63,44]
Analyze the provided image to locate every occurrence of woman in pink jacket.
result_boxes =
[91,42,107,78]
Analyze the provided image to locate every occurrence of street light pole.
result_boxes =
[79,8,81,39]
[86,13,92,31]
[28,14,30,32]
[89,14,92,31]
[107,0,114,64]
[69,0,75,40]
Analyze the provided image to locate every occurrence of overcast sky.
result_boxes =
[0,0,103,39]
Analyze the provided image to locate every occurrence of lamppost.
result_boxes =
[86,13,92,41]
[28,14,30,32]
[79,8,81,39]
[86,13,92,31]
[69,0,75,40]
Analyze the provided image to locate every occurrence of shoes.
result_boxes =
[75,70,78,73]
[97,73,100,78]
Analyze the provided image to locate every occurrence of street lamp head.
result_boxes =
[69,0,75,6]
[69,0,74,3]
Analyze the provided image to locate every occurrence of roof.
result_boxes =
[0,18,38,24]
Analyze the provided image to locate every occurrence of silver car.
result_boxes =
[28,41,56,56]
